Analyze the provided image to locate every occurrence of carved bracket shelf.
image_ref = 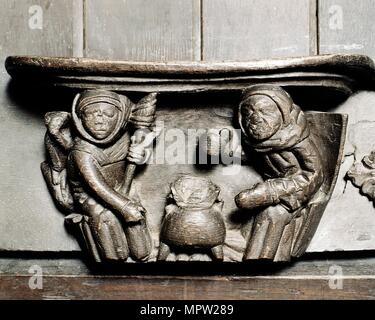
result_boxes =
[6,54,375,94]
[5,54,375,265]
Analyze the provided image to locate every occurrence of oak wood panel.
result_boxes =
[202,0,311,61]
[2,0,375,259]
[85,0,201,61]
[1,274,374,299]
[319,0,375,60]
[2,253,375,300]
[0,0,83,252]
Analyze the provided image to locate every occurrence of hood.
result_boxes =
[238,84,309,153]
[72,89,132,145]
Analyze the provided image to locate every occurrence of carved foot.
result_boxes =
[211,245,224,261]
[157,242,171,261]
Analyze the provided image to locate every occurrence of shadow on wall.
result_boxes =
[5,79,77,119]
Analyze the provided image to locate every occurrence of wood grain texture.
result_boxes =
[202,0,311,61]
[6,54,375,96]
[2,0,375,260]
[3,253,375,276]
[308,91,375,252]
[85,0,201,61]
[0,275,370,299]
[0,0,82,59]
[319,0,375,60]
[0,0,82,252]
[3,54,375,255]
[1,255,375,300]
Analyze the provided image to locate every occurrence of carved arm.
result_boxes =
[71,150,145,223]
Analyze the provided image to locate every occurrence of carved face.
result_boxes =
[80,103,120,140]
[240,95,283,140]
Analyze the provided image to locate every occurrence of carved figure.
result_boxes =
[157,176,226,261]
[41,89,158,262]
[235,85,324,261]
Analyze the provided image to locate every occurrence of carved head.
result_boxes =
[239,94,282,140]
[72,90,131,144]
[238,85,294,141]
[79,102,119,140]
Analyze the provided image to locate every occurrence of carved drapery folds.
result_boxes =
[6,54,374,264]
[42,90,157,262]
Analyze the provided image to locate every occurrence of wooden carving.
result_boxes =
[204,84,347,262]
[158,176,225,261]
[41,89,157,262]
[5,54,360,264]
[235,85,324,261]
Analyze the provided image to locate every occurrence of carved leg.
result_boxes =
[243,212,270,260]
[90,215,118,260]
[243,205,293,261]
[211,245,224,261]
[260,205,293,260]
[126,220,152,261]
[157,242,171,261]
[84,201,129,262]
[65,213,102,263]
[103,210,129,260]
[81,217,102,263]
[273,219,296,262]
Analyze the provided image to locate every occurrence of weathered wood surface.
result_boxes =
[202,0,311,60]
[0,0,82,252]
[0,0,82,59]
[6,54,375,97]
[1,253,375,299]
[309,91,375,252]
[1,0,375,261]
[319,0,375,60]
[2,275,375,299]
[85,0,201,61]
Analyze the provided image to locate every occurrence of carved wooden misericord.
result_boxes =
[5,54,375,264]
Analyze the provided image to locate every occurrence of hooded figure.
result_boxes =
[42,89,154,262]
[235,84,324,262]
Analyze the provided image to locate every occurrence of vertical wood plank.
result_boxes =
[0,0,82,59]
[309,0,319,55]
[319,0,375,59]
[202,0,311,61]
[0,0,82,251]
[85,0,201,61]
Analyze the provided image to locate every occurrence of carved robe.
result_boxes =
[67,134,133,261]
[238,86,324,261]
[41,90,155,263]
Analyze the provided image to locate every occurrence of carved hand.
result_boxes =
[121,201,147,223]
[127,137,149,165]
[235,183,275,210]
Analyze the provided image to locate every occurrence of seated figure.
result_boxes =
[235,85,324,262]
[42,89,156,262]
